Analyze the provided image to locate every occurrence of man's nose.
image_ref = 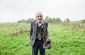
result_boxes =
[39,16,41,18]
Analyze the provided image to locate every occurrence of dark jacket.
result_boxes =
[30,20,48,46]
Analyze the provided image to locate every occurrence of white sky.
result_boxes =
[0,0,85,22]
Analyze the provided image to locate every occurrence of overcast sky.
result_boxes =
[0,0,85,22]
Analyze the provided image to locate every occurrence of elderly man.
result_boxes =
[30,11,49,55]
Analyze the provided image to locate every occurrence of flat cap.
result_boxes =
[43,38,51,49]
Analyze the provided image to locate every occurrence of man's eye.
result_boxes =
[37,16,42,17]
[37,16,39,17]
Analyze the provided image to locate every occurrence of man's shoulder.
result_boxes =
[43,21,48,25]
[31,20,36,24]
[43,21,48,24]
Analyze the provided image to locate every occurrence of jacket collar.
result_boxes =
[35,20,44,27]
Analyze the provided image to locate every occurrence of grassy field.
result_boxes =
[0,23,85,55]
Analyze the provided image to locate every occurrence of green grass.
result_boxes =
[0,23,85,55]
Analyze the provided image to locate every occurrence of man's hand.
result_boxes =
[46,37,50,41]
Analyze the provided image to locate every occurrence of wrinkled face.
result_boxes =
[36,12,43,23]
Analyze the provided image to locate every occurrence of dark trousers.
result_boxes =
[32,39,45,55]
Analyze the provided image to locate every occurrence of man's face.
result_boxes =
[36,12,43,23]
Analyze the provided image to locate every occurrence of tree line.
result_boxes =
[17,16,85,23]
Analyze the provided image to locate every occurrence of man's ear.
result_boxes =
[35,17,37,20]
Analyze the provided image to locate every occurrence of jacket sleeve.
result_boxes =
[46,23,49,37]
[30,22,33,39]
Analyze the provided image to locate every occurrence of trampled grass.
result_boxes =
[0,23,85,55]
